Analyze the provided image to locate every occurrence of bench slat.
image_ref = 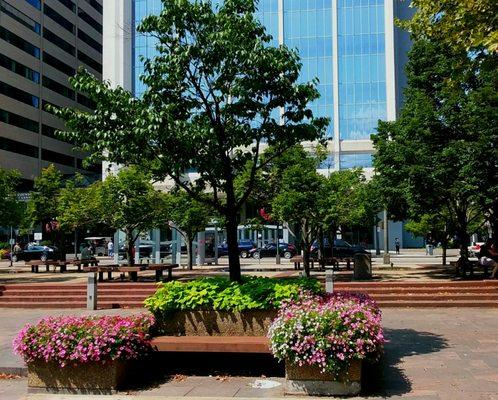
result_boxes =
[151,336,270,354]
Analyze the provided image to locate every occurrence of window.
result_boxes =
[77,50,102,73]
[340,153,373,170]
[43,52,75,76]
[42,76,75,100]
[0,53,40,83]
[42,123,75,144]
[0,136,38,158]
[24,0,40,10]
[57,0,75,13]
[77,29,102,53]
[0,0,41,34]
[81,0,102,14]
[44,4,75,34]
[78,7,102,33]
[0,26,40,58]
[0,80,39,108]
[42,99,58,115]
[41,149,74,167]
[77,93,96,109]
[0,108,39,133]
[43,28,75,56]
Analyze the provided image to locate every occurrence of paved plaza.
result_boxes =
[1,307,497,400]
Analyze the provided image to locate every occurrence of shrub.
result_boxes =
[268,292,385,376]
[144,276,323,313]
[13,314,154,367]
[0,249,10,259]
[0,242,10,250]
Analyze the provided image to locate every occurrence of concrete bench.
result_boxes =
[83,265,119,282]
[70,258,99,271]
[26,260,69,273]
[151,336,270,354]
[289,256,315,270]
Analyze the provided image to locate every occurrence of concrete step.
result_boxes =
[375,300,498,308]
[369,293,498,301]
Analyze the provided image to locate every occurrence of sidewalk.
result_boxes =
[1,308,497,400]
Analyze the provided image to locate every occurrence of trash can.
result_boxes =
[353,253,372,280]
[426,244,434,256]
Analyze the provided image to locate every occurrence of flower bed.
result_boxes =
[13,314,154,392]
[268,292,384,395]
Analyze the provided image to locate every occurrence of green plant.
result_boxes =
[40,240,52,246]
[0,242,10,250]
[144,277,323,313]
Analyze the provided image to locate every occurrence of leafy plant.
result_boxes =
[144,277,323,313]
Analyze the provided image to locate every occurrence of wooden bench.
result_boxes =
[83,265,119,282]
[289,255,315,270]
[452,259,488,278]
[26,260,69,273]
[70,258,99,272]
[118,265,147,282]
[147,264,179,281]
[151,336,270,354]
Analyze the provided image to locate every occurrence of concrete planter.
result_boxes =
[156,310,277,336]
[27,360,128,394]
[284,359,361,396]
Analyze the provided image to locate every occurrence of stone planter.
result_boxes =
[27,360,128,394]
[156,310,277,336]
[284,359,361,396]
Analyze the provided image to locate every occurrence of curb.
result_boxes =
[0,365,28,376]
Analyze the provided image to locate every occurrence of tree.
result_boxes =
[97,167,168,266]
[400,0,498,53]
[271,147,326,277]
[53,0,328,281]
[24,165,66,256]
[0,168,23,229]
[165,190,213,270]
[373,38,498,261]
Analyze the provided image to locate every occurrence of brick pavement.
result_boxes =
[0,308,497,399]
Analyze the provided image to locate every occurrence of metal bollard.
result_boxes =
[325,267,334,293]
[87,272,97,310]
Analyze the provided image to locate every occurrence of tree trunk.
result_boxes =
[442,238,447,266]
[301,220,311,278]
[275,222,281,265]
[186,237,194,271]
[226,211,241,282]
[318,227,325,270]
[126,230,135,266]
[458,229,470,262]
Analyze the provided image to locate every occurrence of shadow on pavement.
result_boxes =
[362,328,448,397]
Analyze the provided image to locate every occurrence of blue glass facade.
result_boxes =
[284,0,334,138]
[132,0,390,169]
[338,0,386,141]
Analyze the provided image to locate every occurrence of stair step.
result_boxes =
[376,300,498,308]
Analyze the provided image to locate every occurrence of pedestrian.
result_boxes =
[394,238,400,254]
[107,239,114,257]
[13,242,21,253]
[478,238,498,279]
[81,244,92,260]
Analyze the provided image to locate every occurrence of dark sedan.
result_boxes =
[11,245,59,262]
[310,239,367,259]
[249,243,297,259]
[217,240,256,258]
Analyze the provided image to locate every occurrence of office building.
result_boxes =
[0,0,103,190]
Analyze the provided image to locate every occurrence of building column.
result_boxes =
[384,0,396,122]
[332,0,340,170]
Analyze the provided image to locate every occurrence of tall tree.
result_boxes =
[373,38,498,261]
[0,168,23,229]
[400,0,498,53]
[53,0,328,281]
[97,167,168,266]
[165,190,213,270]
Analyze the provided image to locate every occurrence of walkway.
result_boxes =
[1,308,497,399]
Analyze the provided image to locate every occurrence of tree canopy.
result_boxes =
[53,0,328,281]
[400,0,498,53]
[0,168,23,229]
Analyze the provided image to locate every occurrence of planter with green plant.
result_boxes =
[268,292,385,396]
[13,314,154,393]
[144,277,322,336]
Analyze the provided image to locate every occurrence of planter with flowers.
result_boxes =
[13,314,154,393]
[268,292,385,396]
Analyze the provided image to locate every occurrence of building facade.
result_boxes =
[0,0,103,189]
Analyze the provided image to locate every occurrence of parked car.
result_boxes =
[11,245,59,262]
[217,240,256,258]
[249,243,297,259]
[310,238,367,259]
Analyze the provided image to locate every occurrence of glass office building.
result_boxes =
[107,0,411,173]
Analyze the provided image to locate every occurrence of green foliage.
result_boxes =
[373,38,498,256]
[0,168,22,228]
[53,0,328,281]
[144,276,323,313]
[400,0,498,53]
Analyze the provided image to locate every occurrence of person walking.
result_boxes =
[107,239,114,257]
[478,238,498,278]
[394,238,400,254]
